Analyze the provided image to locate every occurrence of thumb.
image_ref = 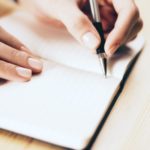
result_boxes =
[58,2,101,51]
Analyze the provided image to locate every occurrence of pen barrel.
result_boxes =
[93,22,105,54]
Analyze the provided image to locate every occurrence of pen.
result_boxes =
[89,0,107,77]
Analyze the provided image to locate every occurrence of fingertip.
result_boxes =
[105,32,121,57]
[21,76,32,82]
[28,58,43,73]
[82,31,101,50]
[105,44,119,57]
[16,67,32,81]
[105,50,114,58]
[60,5,101,51]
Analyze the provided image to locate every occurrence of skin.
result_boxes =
[0,0,143,82]
[0,27,43,82]
[19,0,143,56]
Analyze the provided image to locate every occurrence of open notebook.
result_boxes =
[0,11,144,149]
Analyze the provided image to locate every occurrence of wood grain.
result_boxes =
[0,130,63,150]
[93,0,150,150]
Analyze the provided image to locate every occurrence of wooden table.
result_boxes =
[0,0,149,150]
[93,0,150,149]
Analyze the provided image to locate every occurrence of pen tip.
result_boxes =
[98,57,107,77]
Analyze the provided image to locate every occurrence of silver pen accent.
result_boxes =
[98,53,107,77]
[89,0,107,77]
[89,0,101,22]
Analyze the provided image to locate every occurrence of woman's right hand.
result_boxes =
[0,26,43,82]
[19,0,142,57]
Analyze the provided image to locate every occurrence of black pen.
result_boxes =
[89,0,107,77]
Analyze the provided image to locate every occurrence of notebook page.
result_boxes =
[0,11,144,149]
[108,36,144,79]
[0,11,144,79]
[0,60,120,149]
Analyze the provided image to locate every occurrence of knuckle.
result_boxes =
[10,49,18,58]
[131,5,140,20]
[0,26,4,33]
[0,42,5,49]
[5,65,13,74]
[70,14,89,31]
[138,19,143,29]
[16,51,29,60]
[0,60,4,68]
[76,15,88,25]
[11,50,29,62]
[0,60,14,74]
[4,63,13,74]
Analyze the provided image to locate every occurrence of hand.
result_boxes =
[0,27,43,81]
[19,0,143,57]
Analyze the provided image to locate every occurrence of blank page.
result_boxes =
[0,61,120,149]
[0,11,144,78]
[0,11,144,149]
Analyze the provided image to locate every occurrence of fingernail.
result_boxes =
[105,45,119,57]
[16,67,32,78]
[106,49,114,57]
[28,58,43,70]
[82,32,100,50]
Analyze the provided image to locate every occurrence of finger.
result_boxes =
[99,5,117,33]
[81,2,117,33]
[57,1,101,51]
[104,0,140,56]
[97,0,110,6]
[0,26,31,53]
[0,42,43,73]
[35,12,65,28]
[25,0,101,51]
[125,18,143,43]
[0,60,32,82]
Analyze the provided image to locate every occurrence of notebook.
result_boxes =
[0,11,144,149]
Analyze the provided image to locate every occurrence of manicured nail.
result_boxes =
[28,58,43,70]
[16,67,32,78]
[106,49,114,57]
[82,32,100,50]
[105,45,119,57]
